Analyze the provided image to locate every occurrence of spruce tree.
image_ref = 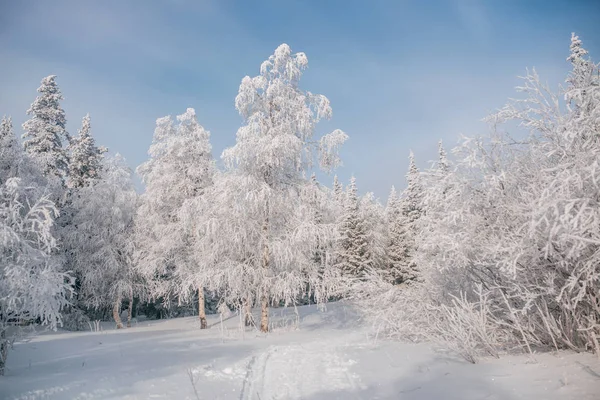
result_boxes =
[336,176,372,279]
[0,116,13,143]
[0,116,19,184]
[68,114,107,189]
[385,186,406,284]
[402,151,423,224]
[396,152,423,284]
[332,174,344,204]
[438,140,449,173]
[22,75,69,181]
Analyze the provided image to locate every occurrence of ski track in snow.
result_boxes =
[235,339,362,400]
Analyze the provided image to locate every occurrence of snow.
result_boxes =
[1,303,598,400]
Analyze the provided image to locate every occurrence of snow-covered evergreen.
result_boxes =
[392,152,423,284]
[22,75,69,182]
[384,186,406,284]
[67,114,107,189]
[335,177,373,279]
[359,191,387,271]
[332,174,343,204]
[437,140,449,173]
[0,116,19,185]
[401,151,423,224]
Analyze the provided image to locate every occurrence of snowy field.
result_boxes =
[1,303,599,400]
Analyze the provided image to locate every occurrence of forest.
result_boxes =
[1,32,599,381]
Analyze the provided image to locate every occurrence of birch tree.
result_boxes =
[0,178,72,374]
[136,108,214,328]
[203,44,347,332]
[66,155,138,328]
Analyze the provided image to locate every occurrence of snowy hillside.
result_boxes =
[1,303,598,400]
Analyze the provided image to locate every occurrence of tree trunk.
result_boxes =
[244,298,254,327]
[113,296,124,329]
[260,292,269,333]
[260,216,270,333]
[198,286,207,329]
[260,214,271,332]
[0,329,8,376]
[126,289,133,328]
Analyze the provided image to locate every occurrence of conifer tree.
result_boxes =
[0,115,47,194]
[402,151,423,224]
[438,140,449,173]
[22,75,69,181]
[385,186,405,284]
[396,152,423,284]
[332,174,344,204]
[0,116,19,184]
[336,176,372,279]
[0,116,13,144]
[68,114,107,189]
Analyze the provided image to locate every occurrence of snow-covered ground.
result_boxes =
[1,303,599,400]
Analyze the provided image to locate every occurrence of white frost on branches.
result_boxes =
[66,155,138,325]
[136,109,214,307]
[358,33,600,361]
[0,177,72,374]
[201,43,347,331]
[22,75,69,181]
[68,114,107,189]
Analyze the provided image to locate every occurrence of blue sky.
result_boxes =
[1,0,599,199]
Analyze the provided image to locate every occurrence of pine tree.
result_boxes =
[385,186,406,284]
[0,116,19,184]
[402,151,423,223]
[332,174,344,204]
[336,176,372,279]
[0,115,47,191]
[396,152,423,284]
[22,75,69,181]
[438,140,449,173]
[565,33,598,132]
[566,33,590,92]
[0,115,13,143]
[68,114,107,189]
